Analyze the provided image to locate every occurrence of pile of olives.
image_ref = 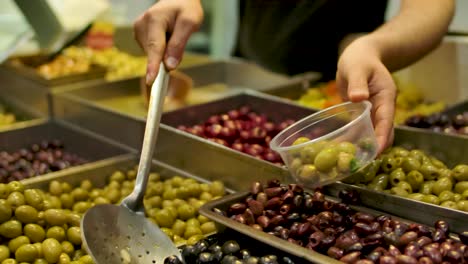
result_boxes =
[0,104,17,127]
[287,137,370,187]
[0,181,92,264]
[165,233,298,264]
[218,180,468,263]
[404,112,468,136]
[0,140,86,183]
[344,146,468,212]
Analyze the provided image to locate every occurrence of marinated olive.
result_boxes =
[406,170,424,191]
[453,164,468,181]
[422,194,440,205]
[432,177,453,196]
[438,190,454,203]
[455,181,468,194]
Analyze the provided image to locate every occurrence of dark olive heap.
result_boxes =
[0,140,86,183]
[405,112,468,136]
[165,233,299,264]
[177,106,295,164]
[216,180,468,263]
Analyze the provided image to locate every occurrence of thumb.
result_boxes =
[346,70,370,102]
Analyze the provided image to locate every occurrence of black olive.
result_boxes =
[259,255,279,264]
[181,245,198,263]
[221,255,241,264]
[208,244,222,253]
[221,240,241,255]
[164,255,183,264]
[198,252,216,263]
[282,257,295,264]
[239,249,251,259]
[245,256,260,264]
[195,240,210,253]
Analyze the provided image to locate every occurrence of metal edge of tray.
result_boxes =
[323,127,468,234]
[2,56,107,87]
[0,119,133,181]
[442,100,467,116]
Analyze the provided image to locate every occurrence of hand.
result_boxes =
[336,36,397,154]
[134,0,203,86]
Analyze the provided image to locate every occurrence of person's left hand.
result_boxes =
[336,36,397,154]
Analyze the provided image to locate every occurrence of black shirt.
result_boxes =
[234,0,388,80]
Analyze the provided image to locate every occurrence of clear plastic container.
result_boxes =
[270,101,378,188]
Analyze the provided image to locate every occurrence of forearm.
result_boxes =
[365,0,455,72]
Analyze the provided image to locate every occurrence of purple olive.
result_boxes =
[250,181,263,195]
[281,190,294,203]
[279,204,291,216]
[434,220,449,235]
[308,231,325,249]
[379,256,397,264]
[444,250,462,264]
[264,187,283,198]
[418,257,434,264]
[395,255,418,264]
[247,199,264,216]
[327,246,344,259]
[339,251,361,263]
[265,197,282,210]
[256,216,270,229]
[269,215,285,226]
[267,179,281,188]
[228,203,247,215]
[399,231,418,246]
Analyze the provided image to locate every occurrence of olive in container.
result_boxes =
[270,101,378,188]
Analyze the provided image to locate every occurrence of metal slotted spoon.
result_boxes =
[81,63,182,264]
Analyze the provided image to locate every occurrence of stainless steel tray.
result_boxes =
[200,190,453,264]
[0,119,131,181]
[325,128,468,234]
[0,95,46,131]
[52,89,316,191]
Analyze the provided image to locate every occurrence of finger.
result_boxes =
[335,71,349,100]
[164,14,201,70]
[346,70,370,102]
[144,14,168,86]
[133,14,147,52]
[372,92,395,154]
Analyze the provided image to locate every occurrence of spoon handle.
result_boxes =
[122,62,169,212]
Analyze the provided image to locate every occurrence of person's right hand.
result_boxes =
[134,0,203,86]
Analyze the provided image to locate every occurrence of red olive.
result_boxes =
[327,246,344,259]
[379,256,397,264]
[264,187,283,198]
[228,203,247,215]
[418,257,434,264]
[339,251,361,263]
[395,255,418,264]
[256,215,270,229]
[247,199,264,216]
[265,197,282,210]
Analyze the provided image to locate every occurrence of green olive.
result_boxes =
[44,209,68,226]
[430,157,446,169]
[177,204,196,220]
[197,215,209,224]
[109,171,125,183]
[144,196,162,209]
[401,157,421,173]
[15,244,38,262]
[15,205,39,224]
[419,181,435,195]
[70,188,88,202]
[154,208,175,228]
[1,258,18,264]
[61,183,72,194]
[390,147,409,158]
[419,163,440,181]
[72,202,92,214]
[453,193,462,202]
[186,235,205,245]
[80,180,93,191]
[187,184,202,198]
[292,137,310,146]
[454,181,468,194]
[199,192,213,201]
[200,222,216,234]
[439,169,455,184]
[296,164,319,184]
[422,194,440,205]
[7,181,24,193]
[0,220,23,238]
[171,220,186,237]
[336,142,357,155]
[61,241,74,256]
[72,249,85,261]
[453,164,468,181]
[162,189,177,200]
[370,174,389,190]
[186,218,200,227]
[0,199,12,223]
[160,227,173,239]
[58,252,71,264]
[0,245,9,262]
[406,171,424,191]
[107,181,120,190]
[23,224,45,243]
[93,197,110,205]
[8,236,30,253]
[407,193,425,201]
[49,181,63,196]
[24,189,44,210]
[199,183,210,193]
[0,184,10,199]
[7,192,25,210]
[209,181,225,197]
[396,181,413,194]
[409,149,425,163]
[337,152,354,173]
[456,200,468,212]
[438,190,455,203]
[462,190,468,200]
[33,242,43,258]
[47,226,66,242]
[42,238,62,263]
[67,213,81,227]
[381,157,398,173]
[79,255,93,264]
[432,177,453,196]
[173,235,185,245]
[184,226,202,239]
[314,148,338,172]
[126,169,137,181]
[67,227,81,245]
[390,187,408,197]
[289,158,303,174]
[300,145,320,164]
[367,183,384,192]
[440,201,458,210]
[390,168,406,187]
